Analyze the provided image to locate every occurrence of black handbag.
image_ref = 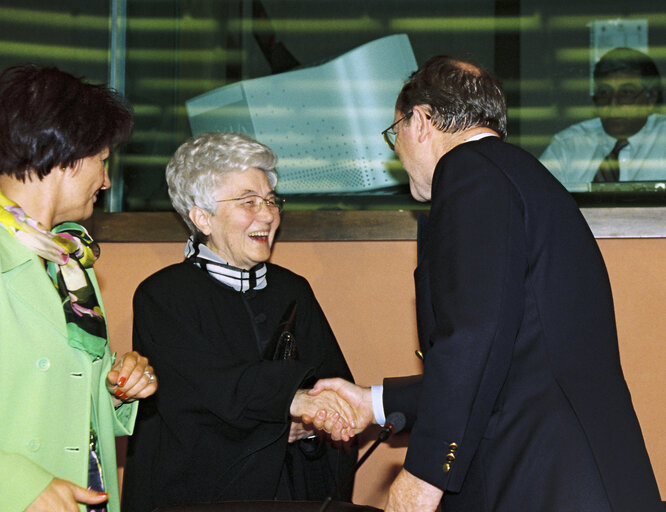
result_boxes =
[262,300,298,360]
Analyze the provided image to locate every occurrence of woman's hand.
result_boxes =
[106,351,157,405]
[25,478,108,512]
[288,420,316,443]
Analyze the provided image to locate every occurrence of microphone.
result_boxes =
[318,412,407,512]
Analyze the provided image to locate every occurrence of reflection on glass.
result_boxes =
[185,35,417,194]
[540,47,666,190]
[1,1,665,209]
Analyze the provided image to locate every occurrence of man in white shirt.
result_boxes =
[540,47,666,186]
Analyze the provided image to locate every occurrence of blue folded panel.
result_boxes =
[186,34,417,193]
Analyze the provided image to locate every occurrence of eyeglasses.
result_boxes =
[593,85,647,106]
[381,112,413,151]
[216,194,285,213]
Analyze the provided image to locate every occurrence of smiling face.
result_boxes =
[56,147,111,224]
[191,167,280,270]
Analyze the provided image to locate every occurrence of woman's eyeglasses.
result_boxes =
[216,194,285,213]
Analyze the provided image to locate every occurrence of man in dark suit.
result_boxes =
[311,56,662,511]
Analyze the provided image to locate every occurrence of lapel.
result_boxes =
[0,230,67,337]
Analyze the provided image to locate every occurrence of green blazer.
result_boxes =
[0,228,138,512]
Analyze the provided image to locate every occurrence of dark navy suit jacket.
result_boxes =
[383,137,661,511]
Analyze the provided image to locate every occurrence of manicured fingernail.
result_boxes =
[114,389,123,397]
[118,377,127,387]
[121,393,129,400]
[97,492,109,497]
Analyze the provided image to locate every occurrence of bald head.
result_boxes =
[454,59,483,76]
[395,55,507,139]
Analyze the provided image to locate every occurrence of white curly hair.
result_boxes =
[166,131,278,237]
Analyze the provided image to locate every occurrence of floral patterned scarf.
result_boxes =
[0,190,107,359]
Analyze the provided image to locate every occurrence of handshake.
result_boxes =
[290,377,444,512]
[289,378,375,442]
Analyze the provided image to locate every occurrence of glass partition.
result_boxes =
[1,0,665,214]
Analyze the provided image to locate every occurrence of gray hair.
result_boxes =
[166,131,278,236]
[396,55,507,140]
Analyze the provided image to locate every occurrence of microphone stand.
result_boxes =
[318,412,406,512]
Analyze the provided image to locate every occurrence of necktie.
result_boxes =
[593,138,629,182]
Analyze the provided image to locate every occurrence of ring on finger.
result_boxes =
[144,370,155,384]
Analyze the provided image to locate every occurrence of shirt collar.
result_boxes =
[185,237,267,292]
[465,132,499,142]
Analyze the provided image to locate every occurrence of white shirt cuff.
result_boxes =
[371,384,386,426]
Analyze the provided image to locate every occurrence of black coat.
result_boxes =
[122,261,357,512]
[384,137,662,512]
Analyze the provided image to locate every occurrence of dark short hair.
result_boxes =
[0,65,134,181]
[396,55,507,140]
[594,47,663,104]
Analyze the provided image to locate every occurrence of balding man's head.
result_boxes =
[395,55,507,140]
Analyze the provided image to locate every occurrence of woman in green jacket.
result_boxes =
[0,65,157,512]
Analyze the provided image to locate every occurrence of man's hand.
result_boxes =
[290,389,356,441]
[26,478,109,512]
[385,469,443,512]
[308,378,375,440]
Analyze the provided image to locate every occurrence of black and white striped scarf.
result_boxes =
[185,237,267,292]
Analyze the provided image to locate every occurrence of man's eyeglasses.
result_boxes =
[216,194,285,213]
[381,112,413,151]
[593,85,647,106]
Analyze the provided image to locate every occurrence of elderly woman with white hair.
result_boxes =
[121,132,358,511]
